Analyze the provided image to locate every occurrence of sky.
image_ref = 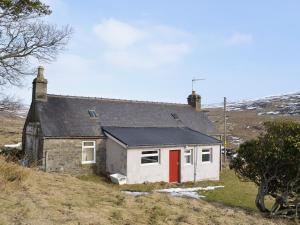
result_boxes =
[5,0,300,105]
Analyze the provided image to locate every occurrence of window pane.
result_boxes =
[83,142,94,147]
[202,149,210,153]
[141,156,158,164]
[185,155,191,164]
[142,150,158,155]
[83,148,94,161]
[202,154,210,162]
[184,149,191,154]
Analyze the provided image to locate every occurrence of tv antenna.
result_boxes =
[192,78,205,91]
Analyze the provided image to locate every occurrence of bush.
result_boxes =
[230,120,300,219]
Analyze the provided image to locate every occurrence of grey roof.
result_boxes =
[36,94,217,137]
[103,127,221,148]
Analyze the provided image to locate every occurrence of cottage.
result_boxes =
[23,67,222,184]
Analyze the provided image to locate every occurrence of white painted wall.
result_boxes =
[106,137,221,184]
[126,147,169,184]
[194,145,220,181]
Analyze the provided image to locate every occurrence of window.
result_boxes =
[171,113,179,120]
[184,149,193,164]
[202,149,212,163]
[82,141,96,164]
[141,150,160,164]
[88,110,97,118]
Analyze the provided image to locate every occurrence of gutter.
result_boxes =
[43,136,105,139]
[126,143,221,149]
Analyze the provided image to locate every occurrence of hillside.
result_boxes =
[0,158,291,225]
[0,110,26,148]
[206,92,300,148]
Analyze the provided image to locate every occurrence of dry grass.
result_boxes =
[0,111,24,148]
[0,158,293,225]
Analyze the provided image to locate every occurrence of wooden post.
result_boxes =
[224,97,227,165]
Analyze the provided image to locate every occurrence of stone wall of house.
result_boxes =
[24,122,44,165]
[43,138,106,175]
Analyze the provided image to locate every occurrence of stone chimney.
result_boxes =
[187,90,201,111]
[32,66,47,102]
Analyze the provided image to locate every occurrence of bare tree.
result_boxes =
[0,0,72,87]
[0,95,22,112]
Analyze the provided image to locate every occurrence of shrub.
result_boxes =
[230,120,300,219]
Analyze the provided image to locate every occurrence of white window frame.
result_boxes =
[82,141,96,164]
[141,149,160,165]
[201,148,212,163]
[184,148,193,165]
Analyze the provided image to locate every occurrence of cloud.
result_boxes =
[148,43,190,64]
[93,19,193,69]
[103,43,190,69]
[93,19,146,49]
[226,32,253,46]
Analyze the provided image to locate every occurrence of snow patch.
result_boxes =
[206,92,300,116]
[4,142,22,149]
[167,191,205,199]
[156,186,224,199]
[122,191,149,196]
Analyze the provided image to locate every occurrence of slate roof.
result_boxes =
[36,94,218,137]
[103,127,221,148]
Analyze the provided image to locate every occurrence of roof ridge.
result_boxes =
[47,94,189,106]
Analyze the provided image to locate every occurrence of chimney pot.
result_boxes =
[37,66,45,80]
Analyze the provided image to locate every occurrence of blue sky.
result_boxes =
[6,0,300,105]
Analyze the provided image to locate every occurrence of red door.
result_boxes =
[169,150,180,183]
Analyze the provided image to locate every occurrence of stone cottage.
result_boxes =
[23,67,221,184]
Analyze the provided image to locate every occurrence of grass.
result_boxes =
[0,159,289,225]
[201,168,274,211]
[0,112,24,148]
[0,156,29,188]
[78,168,274,212]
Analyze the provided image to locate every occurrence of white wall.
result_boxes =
[195,145,220,181]
[106,138,127,175]
[105,136,221,184]
[126,147,170,184]
[126,145,221,184]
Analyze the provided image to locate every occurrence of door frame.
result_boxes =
[169,149,181,183]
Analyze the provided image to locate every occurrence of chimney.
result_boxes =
[32,66,47,102]
[187,90,201,111]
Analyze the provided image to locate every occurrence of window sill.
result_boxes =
[140,163,160,166]
[201,161,212,164]
[82,161,96,165]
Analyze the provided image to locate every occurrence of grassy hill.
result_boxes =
[0,111,25,148]
[0,157,291,225]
